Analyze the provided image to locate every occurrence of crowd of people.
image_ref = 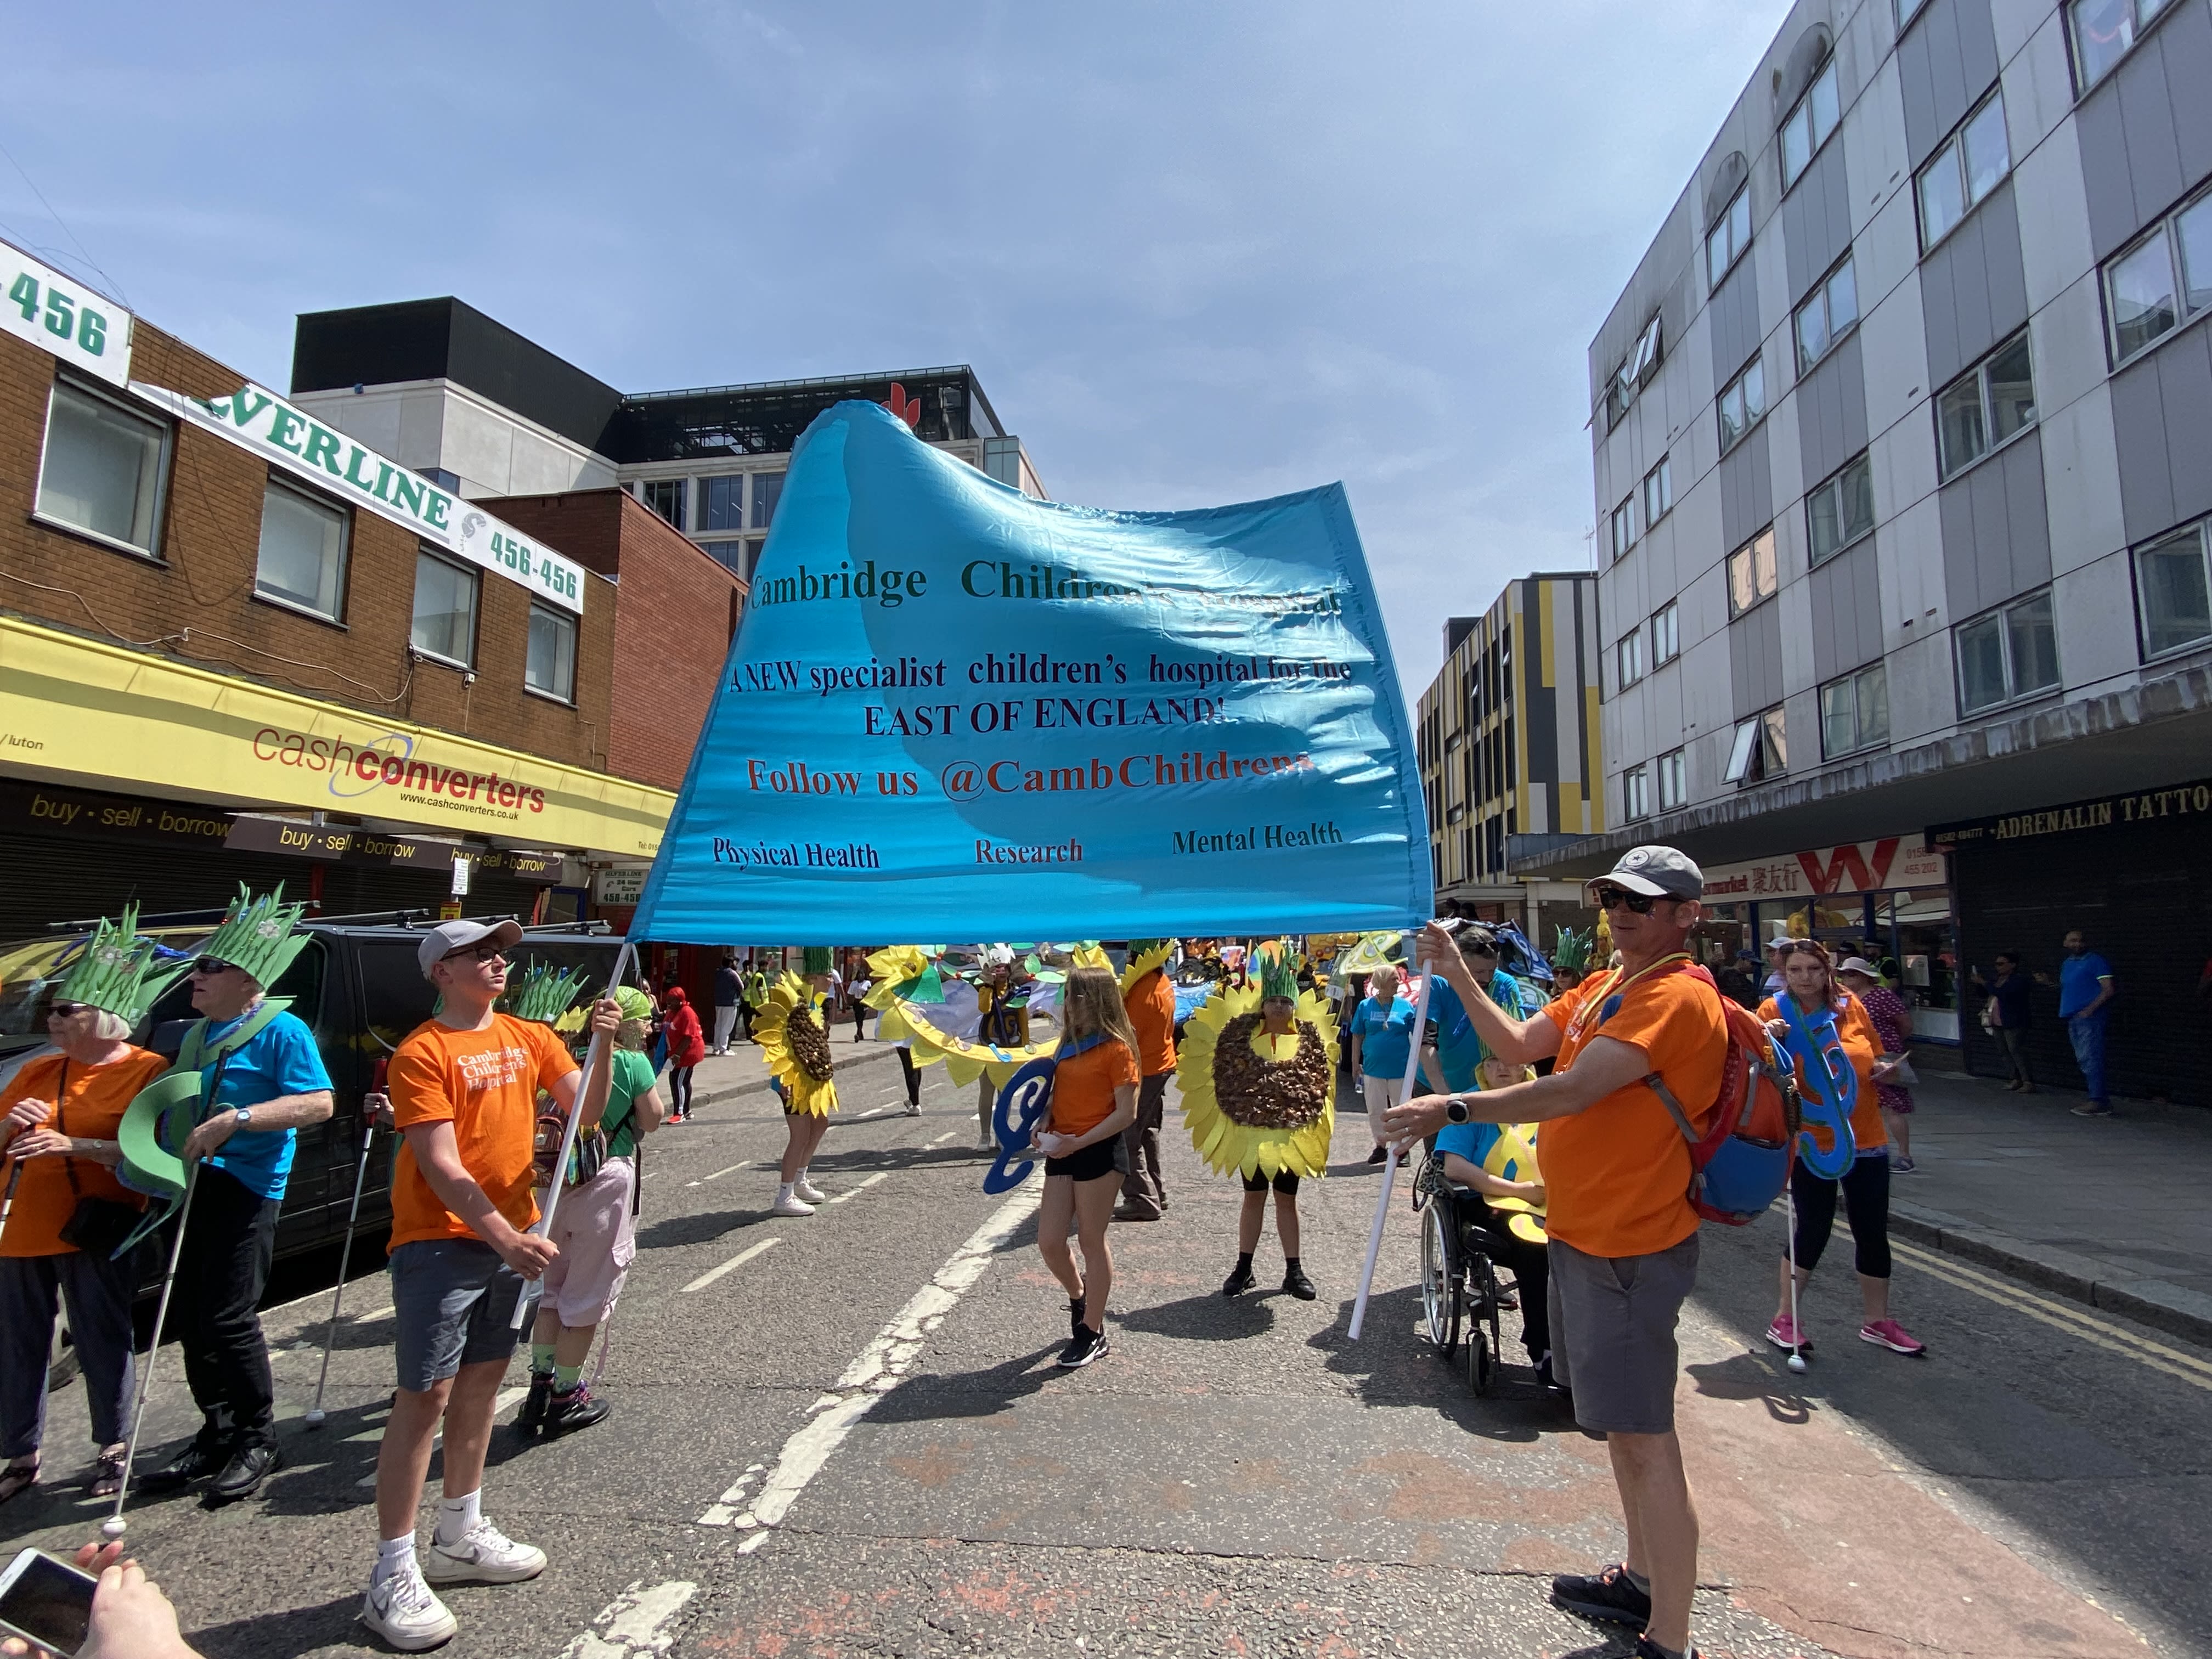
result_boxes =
[0,855,2112,1659]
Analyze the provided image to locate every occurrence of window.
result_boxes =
[701,539,750,579]
[33,379,169,557]
[1643,455,1673,526]
[642,478,686,531]
[751,470,784,527]
[1617,627,1646,689]
[1718,353,1767,453]
[1610,498,1636,561]
[1727,528,1779,617]
[1606,315,1664,428]
[699,475,745,532]
[1917,90,2010,249]
[1807,453,1875,565]
[1724,706,1788,782]
[410,550,478,666]
[2102,188,2212,364]
[1781,59,1840,189]
[1956,589,2060,712]
[1623,764,1651,820]
[1795,255,1859,374]
[1820,662,1891,756]
[2068,0,2171,90]
[1706,185,1752,289]
[1656,747,1687,810]
[1936,331,2035,478]
[2134,517,2212,659]
[526,602,577,702]
[254,480,349,620]
[1897,0,1932,30]
[1652,600,1680,665]
[417,467,461,492]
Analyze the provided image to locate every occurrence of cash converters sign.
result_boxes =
[129,382,584,614]
[627,400,1430,943]
[247,724,550,816]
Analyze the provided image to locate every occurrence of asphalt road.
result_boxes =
[2,1039,2204,1659]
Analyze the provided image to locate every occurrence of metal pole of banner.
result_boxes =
[306,1083,381,1428]
[1348,936,1433,1341]
[512,938,638,1329]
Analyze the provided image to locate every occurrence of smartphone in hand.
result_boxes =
[0,1548,98,1657]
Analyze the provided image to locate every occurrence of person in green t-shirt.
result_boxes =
[520,988,665,1440]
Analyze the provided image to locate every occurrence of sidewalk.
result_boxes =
[1886,1065,2212,1345]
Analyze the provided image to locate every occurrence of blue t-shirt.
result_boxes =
[1433,1119,1537,1186]
[1350,994,1417,1080]
[2058,952,2113,1018]
[1421,969,1532,1091]
[199,1007,332,1201]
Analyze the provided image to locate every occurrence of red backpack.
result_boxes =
[1607,962,1799,1225]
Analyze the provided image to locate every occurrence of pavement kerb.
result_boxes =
[1889,1199,2212,1350]
[690,1041,902,1110]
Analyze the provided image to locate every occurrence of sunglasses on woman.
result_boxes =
[1589,885,1661,914]
[191,956,238,977]
[47,1001,91,1017]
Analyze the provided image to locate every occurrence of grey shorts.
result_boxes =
[1545,1232,1700,1435]
[390,1239,528,1393]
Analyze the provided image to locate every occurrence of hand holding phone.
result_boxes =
[0,1548,97,1657]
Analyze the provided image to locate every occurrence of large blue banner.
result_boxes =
[627,401,1431,943]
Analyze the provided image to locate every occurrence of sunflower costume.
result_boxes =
[867,944,1059,1089]
[755,950,839,1116]
[1179,948,1340,1183]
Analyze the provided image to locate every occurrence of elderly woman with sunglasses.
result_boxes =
[0,912,175,1503]
[1758,939,1923,1359]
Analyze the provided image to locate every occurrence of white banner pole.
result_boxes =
[1347,934,1432,1341]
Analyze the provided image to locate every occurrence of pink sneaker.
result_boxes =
[1765,1314,1810,1352]
[1859,1318,1926,1356]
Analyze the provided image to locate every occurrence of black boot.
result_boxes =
[517,1370,555,1437]
[140,1435,227,1494]
[207,1441,282,1503]
[1222,1254,1256,1297]
[1282,1259,1317,1301]
[544,1381,612,1436]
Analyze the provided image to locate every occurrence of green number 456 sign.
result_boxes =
[2,238,134,387]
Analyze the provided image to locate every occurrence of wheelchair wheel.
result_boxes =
[1420,1199,1461,1357]
[1465,1254,1503,1396]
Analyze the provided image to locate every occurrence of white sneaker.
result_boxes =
[793,1176,828,1203]
[772,1192,816,1216]
[362,1561,458,1650]
[423,1519,546,1585]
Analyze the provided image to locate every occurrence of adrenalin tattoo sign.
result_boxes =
[628,400,1431,943]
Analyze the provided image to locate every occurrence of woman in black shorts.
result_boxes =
[1029,967,1141,1369]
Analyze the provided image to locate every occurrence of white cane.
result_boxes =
[1348,938,1432,1341]
[511,940,637,1330]
[306,1097,381,1427]
[102,1162,200,1540]
[1782,1180,1808,1374]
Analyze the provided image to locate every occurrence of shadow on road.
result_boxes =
[1686,1352,1812,1425]
[867,1345,1065,1424]
[188,1593,362,1659]
[1116,1289,1278,1342]
[634,1208,775,1251]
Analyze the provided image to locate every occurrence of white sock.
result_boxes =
[778,1182,797,1204]
[797,1166,809,1183]
[434,1489,481,1545]
[375,1535,417,1582]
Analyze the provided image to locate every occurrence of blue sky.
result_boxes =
[2,1,1778,700]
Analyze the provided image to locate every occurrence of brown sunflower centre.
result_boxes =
[1210,1011,1329,1129]
[786,1006,836,1082]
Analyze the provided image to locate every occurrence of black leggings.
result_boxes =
[668,1065,695,1116]
[1787,1154,1892,1279]
[1242,1169,1299,1195]
[895,1047,921,1106]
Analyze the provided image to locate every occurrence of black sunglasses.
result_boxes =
[1590,885,1661,914]
[191,956,237,976]
[48,1001,91,1017]
[442,943,507,964]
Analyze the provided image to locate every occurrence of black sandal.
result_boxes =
[0,1456,37,1503]
[87,1444,127,1499]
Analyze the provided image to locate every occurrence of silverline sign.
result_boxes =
[131,382,586,614]
[2,235,132,386]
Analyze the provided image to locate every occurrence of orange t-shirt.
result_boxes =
[1049,1037,1139,1138]
[1539,964,1728,1259]
[1757,993,1887,1154]
[1124,969,1177,1075]
[386,1013,578,1251]
[0,1049,166,1257]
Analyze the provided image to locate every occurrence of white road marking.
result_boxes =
[928,1131,955,1146]
[824,1171,891,1205]
[699,1175,1041,1533]
[354,1385,529,1484]
[681,1236,782,1293]
[687,1160,749,1187]
[353,1304,396,1323]
[558,1577,698,1659]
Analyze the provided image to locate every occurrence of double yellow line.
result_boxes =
[1892,1238,2212,1393]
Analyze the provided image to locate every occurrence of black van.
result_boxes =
[0,912,628,1289]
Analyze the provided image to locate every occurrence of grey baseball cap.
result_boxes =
[1588,845,1704,901]
[416,917,524,979]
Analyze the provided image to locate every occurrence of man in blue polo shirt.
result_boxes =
[2049,929,2117,1118]
[142,888,333,1503]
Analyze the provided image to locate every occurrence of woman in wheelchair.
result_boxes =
[1431,1060,1560,1390]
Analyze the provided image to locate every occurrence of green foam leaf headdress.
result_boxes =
[802,945,834,975]
[612,984,654,1023]
[1259,951,1300,1002]
[1551,926,1596,972]
[505,960,591,1025]
[56,904,188,1024]
[198,883,311,988]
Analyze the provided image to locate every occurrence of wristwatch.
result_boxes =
[233,1108,254,1128]
[1443,1094,1471,1125]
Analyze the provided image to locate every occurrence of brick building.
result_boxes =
[0,233,707,936]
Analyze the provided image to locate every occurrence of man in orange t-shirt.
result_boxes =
[1113,939,1179,1222]
[362,918,613,1652]
[1386,847,1726,1659]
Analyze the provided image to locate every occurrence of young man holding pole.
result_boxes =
[1385,847,1726,1659]
[363,919,614,1651]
